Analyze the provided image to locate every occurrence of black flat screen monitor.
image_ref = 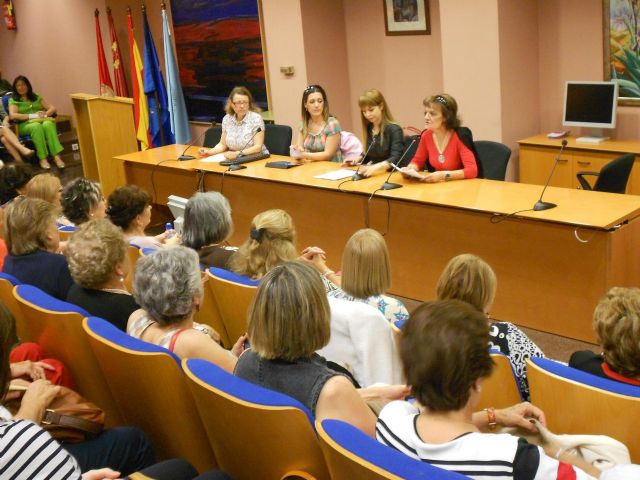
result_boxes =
[562,81,618,129]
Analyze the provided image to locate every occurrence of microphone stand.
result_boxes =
[533,139,568,211]
[178,121,217,161]
[228,127,263,171]
[380,139,417,190]
[352,135,378,181]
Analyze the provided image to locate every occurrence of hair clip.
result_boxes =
[435,95,447,106]
[250,227,265,242]
[304,85,319,93]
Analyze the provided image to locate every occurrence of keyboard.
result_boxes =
[220,152,270,166]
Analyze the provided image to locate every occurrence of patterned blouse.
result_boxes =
[221,110,268,153]
[301,116,342,162]
[328,288,409,324]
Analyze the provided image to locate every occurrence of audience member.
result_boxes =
[128,247,245,371]
[235,261,409,436]
[8,75,65,169]
[401,93,479,182]
[61,178,106,225]
[436,253,543,399]
[354,89,404,177]
[182,192,237,269]
[0,162,32,205]
[570,287,640,385]
[3,197,73,299]
[66,219,139,331]
[106,185,175,249]
[25,172,72,226]
[0,100,34,164]
[198,86,267,160]
[376,299,600,479]
[292,84,342,162]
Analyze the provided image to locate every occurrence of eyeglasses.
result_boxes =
[233,101,249,106]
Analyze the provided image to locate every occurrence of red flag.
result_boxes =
[107,7,129,97]
[127,8,151,150]
[94,9,114,96]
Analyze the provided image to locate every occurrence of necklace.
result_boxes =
[433,131,451,164]
[101,288,130,295]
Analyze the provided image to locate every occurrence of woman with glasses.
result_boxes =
[401,93,480,182]
[198,86,267,161]
[291,84,342,163]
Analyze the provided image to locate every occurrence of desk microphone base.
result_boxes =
[382,182,402,190]
[533,201,557,211]
[178,154,196,161]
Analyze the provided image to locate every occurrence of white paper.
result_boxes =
[389,162,424,180]
[314,169,357,181]
[200,153,226,163]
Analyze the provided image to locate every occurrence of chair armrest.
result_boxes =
[576,171,599,191]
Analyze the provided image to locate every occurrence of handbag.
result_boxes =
[40,386,105,443]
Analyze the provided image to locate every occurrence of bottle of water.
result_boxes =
[165,222,175,239]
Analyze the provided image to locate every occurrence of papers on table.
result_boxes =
[200,153,226,163]
[389,162,424,180]
[314,169,356,181]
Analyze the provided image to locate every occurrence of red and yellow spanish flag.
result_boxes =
[107,7,128,97]
[127,8,151,150]
[94,9,114,96]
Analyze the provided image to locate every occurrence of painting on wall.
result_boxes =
[604,0,640,105]
[169,0,268,122]
[383,0,430,36]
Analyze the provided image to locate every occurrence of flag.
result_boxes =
[94,9,114,96]
[162,7,191,145]
[142,7,173,147]
[107,7,129,97]
[127,9,151,151]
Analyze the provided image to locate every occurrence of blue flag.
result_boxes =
[142,9,174,147]
[162,9,191,145]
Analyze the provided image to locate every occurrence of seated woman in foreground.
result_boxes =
[377,300,601,479]
[234,261,409,436]
[66,219,139,331]
[401,93,479,182]
[570,287,640,386]
[128,246,245,372]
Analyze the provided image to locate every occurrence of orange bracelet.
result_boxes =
[484,407,497,431]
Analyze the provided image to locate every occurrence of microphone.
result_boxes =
[533,139,568,211]
[178,121,218,161]
[228,127,263,171]
[352,135,378,181]
[380,138,417,190]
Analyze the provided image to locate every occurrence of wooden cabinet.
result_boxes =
[518,135,640,195]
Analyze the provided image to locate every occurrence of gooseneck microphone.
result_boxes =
[533,139,568,211]
[380,138,417,190]
[352,135,378,181]
[178,121,218,161]
[228,127,263,171]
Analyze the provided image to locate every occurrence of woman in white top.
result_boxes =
[198,86,267,161]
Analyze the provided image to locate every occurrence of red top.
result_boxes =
[409,130,478,179]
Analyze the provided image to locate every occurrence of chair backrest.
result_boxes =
[206,268,258,344]
[593,153,635,193]
[1,93,10,112]
[474,140,511,180]
[183,358,329,480]
[58,224,77,242]
[317,419,469,480]
[475,352,523,410]
[264,123,293,156]
[83,317,216,473]
[203,126,222,148]
[12,285,124,427]
[527,357,640,463]
[124,245,141,293]
[0,273,29,341]
[401,135,420,168]
[198,266,230,348]
[140,247,157,257]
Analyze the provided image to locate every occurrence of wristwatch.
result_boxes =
[444,171,452,181]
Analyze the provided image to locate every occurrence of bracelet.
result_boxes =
[28,113,38,120]
[484,407,497,431]
[323,270,335,278]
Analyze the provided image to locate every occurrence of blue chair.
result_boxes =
[83,317,216,472]
[183,358,329,480]
[527,357,640,463]
[140,247,157,256]
[317,419,469,479]
[13,285,123,427]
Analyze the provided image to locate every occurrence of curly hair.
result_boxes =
[0,163,33,204]
[228,209,297,280]
[60,178,103,225]
[106,185,151,231]
[66,219,127,289]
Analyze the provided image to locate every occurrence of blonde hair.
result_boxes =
[66,219,127,289]
[25,173,62,206]
[229,209,297,280]
[4,197,57,255]
[436,254,496,313]
[341,228,391,299]
[224,86,261,116]
[248,261,330,361]
[593,287,640,379]
[358,89,397,147]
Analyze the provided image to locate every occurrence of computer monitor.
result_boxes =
[562,81,618,143]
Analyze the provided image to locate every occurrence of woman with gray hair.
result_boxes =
[60,177,106,225]
[182,192,236,269]
[127,246,245,372]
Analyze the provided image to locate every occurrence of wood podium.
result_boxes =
[70,93,138,196]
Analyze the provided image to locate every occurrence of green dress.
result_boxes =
[8,94,63,160]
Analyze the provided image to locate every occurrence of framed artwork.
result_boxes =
[604,0,640,105]
[169,0,269,122]
[383,0,430,36]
